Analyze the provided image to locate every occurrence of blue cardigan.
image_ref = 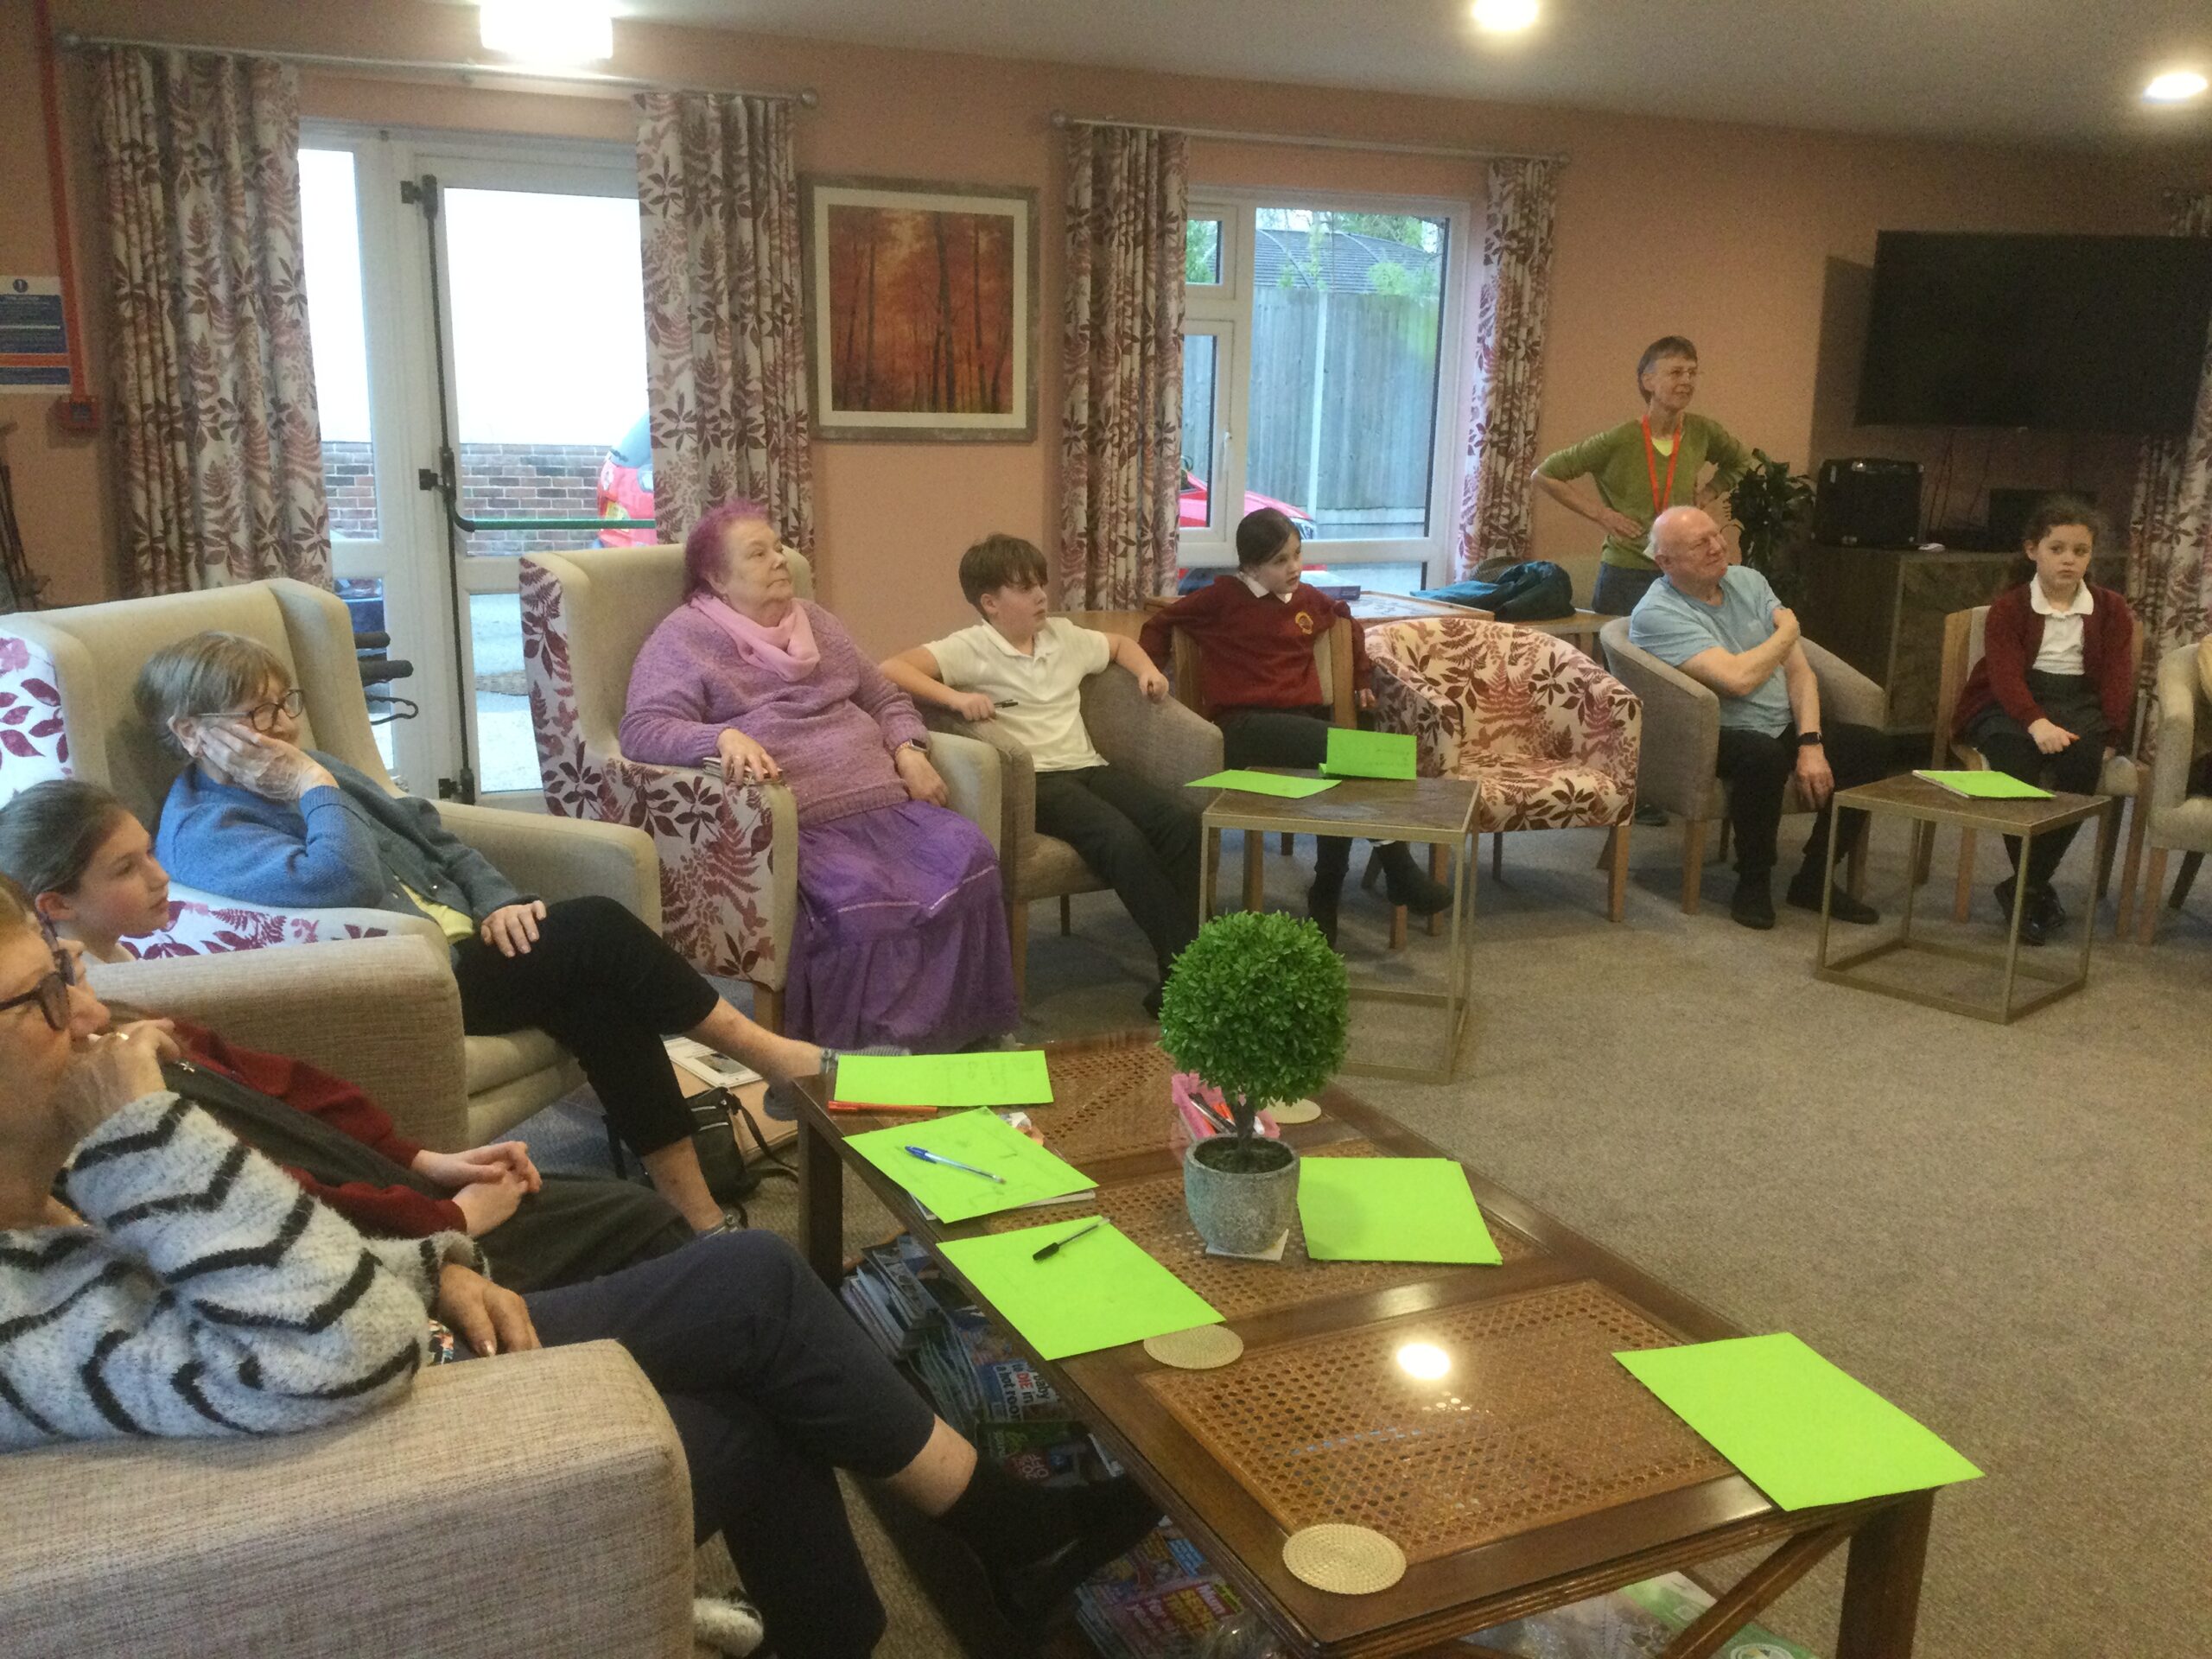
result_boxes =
[154,753,525,928]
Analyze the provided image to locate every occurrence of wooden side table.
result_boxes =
[1813,774,2115,1023]
[1196,772,1478,1080]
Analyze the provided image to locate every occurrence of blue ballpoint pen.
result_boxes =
[904,1144,1006,1184]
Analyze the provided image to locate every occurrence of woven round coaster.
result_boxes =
[1142,1325,1244,1370]
[1281,1524,1406,1595]
[1268,1097,1322,1125]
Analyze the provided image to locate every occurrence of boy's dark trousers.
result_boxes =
[1033,765,1204,969]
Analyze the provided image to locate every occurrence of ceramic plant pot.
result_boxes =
[1183,1135,1300,1256]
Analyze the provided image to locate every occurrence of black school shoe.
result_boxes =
[1730,874,1776,930]
[985,1478,1164,1630]
[1785,870,1879,925]
[1993,877,2050,946]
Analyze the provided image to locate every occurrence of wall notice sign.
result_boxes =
[0,276,72,391]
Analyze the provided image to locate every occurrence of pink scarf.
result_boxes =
[689,592,821,682]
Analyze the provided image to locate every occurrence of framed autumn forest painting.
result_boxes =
[803,177,1039,442]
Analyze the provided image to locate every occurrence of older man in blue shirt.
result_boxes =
[1629,507,1888,929]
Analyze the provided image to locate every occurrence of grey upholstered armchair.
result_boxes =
[2137,640,2212,943]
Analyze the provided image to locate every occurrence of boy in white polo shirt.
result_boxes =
[884,535,1203,1011]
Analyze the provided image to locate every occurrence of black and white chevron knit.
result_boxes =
[0,1092,476,1449]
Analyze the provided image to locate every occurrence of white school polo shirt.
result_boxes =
[2028,579,2093,676]
[926,618,1113,772]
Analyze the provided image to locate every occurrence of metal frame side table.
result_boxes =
[1815,773,2114,1024]
[1197,772,1478,1081]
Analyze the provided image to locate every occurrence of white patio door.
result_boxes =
[302,128,652,803]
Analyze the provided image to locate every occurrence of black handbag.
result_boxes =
[1414,559,1575,622]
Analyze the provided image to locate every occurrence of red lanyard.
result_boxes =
[1642,415,1684,515]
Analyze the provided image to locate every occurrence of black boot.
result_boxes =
[1370,842,1452,916]
[1307,837,1351,946]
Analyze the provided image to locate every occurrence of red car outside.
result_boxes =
[1178,470,1315,539]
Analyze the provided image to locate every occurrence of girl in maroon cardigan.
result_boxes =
[1951,495,2135,944]
[1141,509,1451,943]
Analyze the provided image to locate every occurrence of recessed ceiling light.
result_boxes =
[480,0,613,64]
[2144,70,2208,103]
[1472,0,1541,33]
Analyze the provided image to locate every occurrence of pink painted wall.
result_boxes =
[4,0,2208,648]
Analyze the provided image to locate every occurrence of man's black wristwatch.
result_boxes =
[1796,730,1824,747]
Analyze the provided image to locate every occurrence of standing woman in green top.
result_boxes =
[1531,335,1754,618]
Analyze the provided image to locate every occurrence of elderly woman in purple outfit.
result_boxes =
[621,502,1018,1051]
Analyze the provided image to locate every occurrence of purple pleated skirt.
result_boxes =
[785,800,1018,1051]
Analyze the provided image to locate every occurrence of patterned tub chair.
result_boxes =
[1368,615,1642,923]
[0,579,664,1146]
[522,543,1001,1032]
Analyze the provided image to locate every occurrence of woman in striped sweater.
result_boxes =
[0,876,1157,1656]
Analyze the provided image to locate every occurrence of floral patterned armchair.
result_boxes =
[521,544,1001,1032]
[1368,616,1642,922]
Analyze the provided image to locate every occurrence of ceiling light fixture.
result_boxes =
[480,0,614,64]
[1472,0,1540,32]
[2143,70,2208,103]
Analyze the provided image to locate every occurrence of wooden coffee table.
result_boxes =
[1198,772,1479,1083]
[797,1033,1939,1658]
[1814,773,2115,1023]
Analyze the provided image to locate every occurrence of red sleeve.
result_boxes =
[283,1169,466,1239]
[1330,594,1371,688]
[1139,583,1219,669]
[2092,589,2138,739]
[178,1022,429,1171]
[1980,589,2048,728]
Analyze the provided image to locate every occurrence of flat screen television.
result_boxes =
[1855,232,2212,434]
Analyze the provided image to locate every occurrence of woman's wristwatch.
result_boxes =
[1796,729,1824,747]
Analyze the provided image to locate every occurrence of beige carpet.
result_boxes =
[724,817,2210,1656]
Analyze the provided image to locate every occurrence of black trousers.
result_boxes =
[451,894,720,1157]
[1033,766,1203,969]
[1712,721,1888,880]
[1216,705,1353,878]
[1591,563,1662,617]
[526,1231,938,1659]
[1971,688,2108,887]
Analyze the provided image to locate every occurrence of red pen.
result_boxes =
[826,1100,938,1116]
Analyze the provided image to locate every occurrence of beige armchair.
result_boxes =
[522,543,1001,1030]
[923,656,1223,998]
[1599,618,1881,913]
[0,578,663,1141]
[0,1341,691,1659]
[2137,640,2212,944]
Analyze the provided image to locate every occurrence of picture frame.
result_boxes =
[801,175,1039,443]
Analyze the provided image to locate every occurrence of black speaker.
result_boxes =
[1813,458,1922,548]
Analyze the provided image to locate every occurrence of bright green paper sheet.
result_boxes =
[1616,1333,1982,1511]
[1320,728,1417,780]
[1184,769,1340,799]
[1912,769,2053,800]
[834,1049,1052,1108]
[843,1109,1095,1223]
[1296,1157,1501,1264]
[940,1220,1223,1360]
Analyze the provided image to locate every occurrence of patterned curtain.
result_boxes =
[92,49,331,595]
[636,92,813,554]
[1455,157,1561,578]
[1060,124,1187,610]
[2125,189,2212,752]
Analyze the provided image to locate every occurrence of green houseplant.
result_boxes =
[1158,911,1349,1254]
[1726,449,1816,605]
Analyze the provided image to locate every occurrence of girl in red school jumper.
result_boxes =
[1950,494,2136,946]
[1140,508,1452,944]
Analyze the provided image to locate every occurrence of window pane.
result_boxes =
[1300,562,1428,595]
[1247,208,1447,543]
[444,188,651,556]
[1185,218,1223,285]
[469,592,540,793]
[300,150,377,539]
[1179,334,1219,531]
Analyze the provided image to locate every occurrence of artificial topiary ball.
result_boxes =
[1158,910,1349,1140]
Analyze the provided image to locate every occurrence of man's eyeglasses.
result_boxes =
[0,919,77,1033]
[193,687,305,734]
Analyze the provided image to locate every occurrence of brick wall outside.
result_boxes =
[323,441,633,553]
